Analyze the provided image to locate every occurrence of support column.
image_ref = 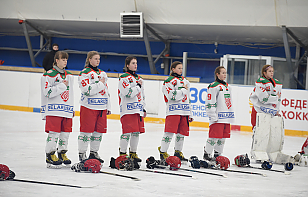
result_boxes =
[143,22,158,74]
[20,21,36,67]
[182,52,188,77]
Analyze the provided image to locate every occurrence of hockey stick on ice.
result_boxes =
[219,168,267,177]
[240,164,290,175]
[138,169,196,179]
[100,171,140,181]
[10,179,95,188]
[247,165,290,175]
[156,165,227,178]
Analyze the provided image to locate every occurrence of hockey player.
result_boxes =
[78,51,111,163]
[204,66,234,161]
[118,56,146,162]
[299,137,308,155]
[294,137,308,166]
[158,61,193,164]
[41,51,74,168]
[249,64,291,164]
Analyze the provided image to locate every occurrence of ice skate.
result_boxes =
[174,150,188,163]
[88,151,104,163]
[79,152,87,162]
[158,146,170,166]
[203,151,216,161]
[58,150,71,167]
[129,151,142,162]
[119,148,127,156]
[214,151,221,158]
[46,151,62,169]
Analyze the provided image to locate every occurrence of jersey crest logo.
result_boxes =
[60,90,69,102]
[224,94,232,109]
[99,89,106,96]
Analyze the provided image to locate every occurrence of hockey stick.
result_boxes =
[219,168,267,177]
[232,164,290,175]
[138,169,196,179]
[100,171,140,181]
[247,165,290,175]
[156,165,227,178]
[10,179,94,188]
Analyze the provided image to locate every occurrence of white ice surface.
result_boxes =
[0,109,307,197]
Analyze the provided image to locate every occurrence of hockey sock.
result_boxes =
[129,132,140,152]
[214,138,226,155]
[205,138,218,156]
[78,132,91,153]
[57,132,70,152]
[45,131,60,153]
[90,132,103,152]
[119,133,130,153]
[160,132,174,152]
[174,134,185,152]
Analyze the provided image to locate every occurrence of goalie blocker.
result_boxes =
[251,113,293,164]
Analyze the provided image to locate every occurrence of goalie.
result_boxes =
[249,65,293,164]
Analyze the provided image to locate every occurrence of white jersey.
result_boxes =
[205,81,234,126]
[118,72,145,118]
[41,68,74,119]
[162,75,192,117]
[78,67,111,111]
[249,77,282,116]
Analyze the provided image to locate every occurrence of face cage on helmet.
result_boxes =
[119,159,134,171]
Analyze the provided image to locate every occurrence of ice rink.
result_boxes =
[0,109,307,197]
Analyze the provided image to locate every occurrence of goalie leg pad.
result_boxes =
[267,116,284,154]
[268,152,293,164]
[251,113,271,161]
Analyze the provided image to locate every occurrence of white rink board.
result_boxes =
[0,70,307,131]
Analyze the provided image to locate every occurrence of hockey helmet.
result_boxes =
[166,156,181,171]
[0,164,10,180]
[261,161,273,170]
[284,162,294,171]
[115,155,134,171]
[84,159,101,173]
[234,154,250,167]
[216,156,230,170]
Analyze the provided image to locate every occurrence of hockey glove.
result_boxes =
[261,161,273,170]
[133,159,140,169]
[7,170,15,180]
[189,156,200,169]
[199,160,209,168]
[109,157,116,169]
[146,156,159,169]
